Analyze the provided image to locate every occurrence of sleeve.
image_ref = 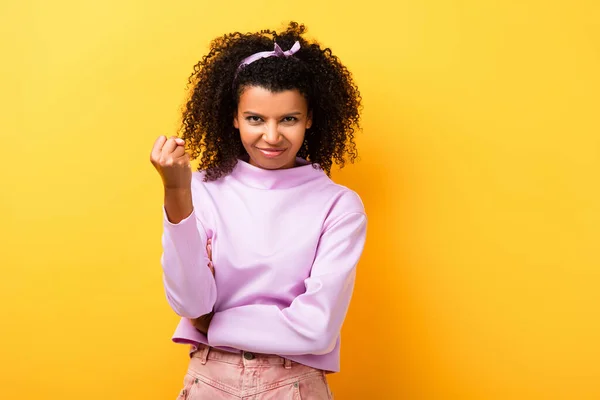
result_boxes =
[207,211,367,355]
[161,206,217,318]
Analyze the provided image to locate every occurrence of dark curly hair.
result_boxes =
[179,21,362,181]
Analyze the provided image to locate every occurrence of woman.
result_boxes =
[150,21,367,399]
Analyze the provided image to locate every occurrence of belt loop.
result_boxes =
[284,357,292,369]
[189,344,198,358]
[199,345,210,365]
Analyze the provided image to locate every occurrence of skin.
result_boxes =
[151,86,311,334]
[234,86,312,170]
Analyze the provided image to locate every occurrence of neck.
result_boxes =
[230,156,325,190]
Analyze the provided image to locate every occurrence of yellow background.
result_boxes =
[1,0,599,398]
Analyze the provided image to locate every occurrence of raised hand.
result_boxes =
[150,135,191,190]
[150,135,193,224]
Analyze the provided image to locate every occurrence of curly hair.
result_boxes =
[179,21,362,181]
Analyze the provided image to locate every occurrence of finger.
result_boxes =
[171,144,186,159]
[173,136,186,151]
[150,135,167,162]
[161,137,179,156]
[170,135,184,145]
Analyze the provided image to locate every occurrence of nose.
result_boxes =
[263,121,281,144]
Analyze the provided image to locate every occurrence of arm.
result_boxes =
[151,135,217,319]
[207,212,367,355]
[161,189,217,319]
[190,239,216,334]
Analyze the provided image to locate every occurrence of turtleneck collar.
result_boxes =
[229,157,326,190]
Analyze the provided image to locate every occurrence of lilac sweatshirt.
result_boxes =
[161,157,367,372]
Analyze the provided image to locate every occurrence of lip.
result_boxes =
[256,147,286,158]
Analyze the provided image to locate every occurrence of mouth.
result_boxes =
[256,147,286,158]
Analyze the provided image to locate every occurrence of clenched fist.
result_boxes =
[150,135,191,190]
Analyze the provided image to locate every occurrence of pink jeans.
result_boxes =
[176,344,333,399]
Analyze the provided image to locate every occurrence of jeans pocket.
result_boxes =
[296,371,332,400]
[176,373,195,400]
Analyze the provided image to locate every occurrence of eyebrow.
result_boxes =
[242,111,303,117]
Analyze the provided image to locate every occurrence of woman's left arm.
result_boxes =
[207,211,367,355]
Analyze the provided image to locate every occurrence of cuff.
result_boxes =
[162,205,195,227]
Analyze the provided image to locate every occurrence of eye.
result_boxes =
[246,116,262,123]
[282,116,298,123]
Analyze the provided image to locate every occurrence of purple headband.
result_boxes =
[234,41,301,82]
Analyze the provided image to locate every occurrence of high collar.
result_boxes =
[229,157,326,190]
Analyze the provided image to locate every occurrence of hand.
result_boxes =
[190,312,214,335]
[207,238,215,276]
[150,135,191,190]
[190,238,216,334]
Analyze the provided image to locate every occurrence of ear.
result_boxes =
[233,112,239,129]
[306,111,313,129]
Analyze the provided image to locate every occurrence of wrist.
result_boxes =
[164,187,193,224]
[164,185,191,193]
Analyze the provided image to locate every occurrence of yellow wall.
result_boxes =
[1,0,599,398]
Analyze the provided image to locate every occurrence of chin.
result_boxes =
[258,159,291,170]
[250,152,295,170]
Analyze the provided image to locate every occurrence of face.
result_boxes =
[234,85,312,170]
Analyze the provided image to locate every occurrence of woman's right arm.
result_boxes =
[151,135,217,319]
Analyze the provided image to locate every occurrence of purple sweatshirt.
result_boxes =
[161,157,367,372]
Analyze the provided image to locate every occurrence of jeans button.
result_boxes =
[243,351,255,360]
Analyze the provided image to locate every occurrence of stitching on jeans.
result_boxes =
[214,355,282,365]
[255,370,324,393]
[186,372,239,396]
[204,357,243,366]
[179,375,195,400]
[186,369,326,397]
[322,371,333,400]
